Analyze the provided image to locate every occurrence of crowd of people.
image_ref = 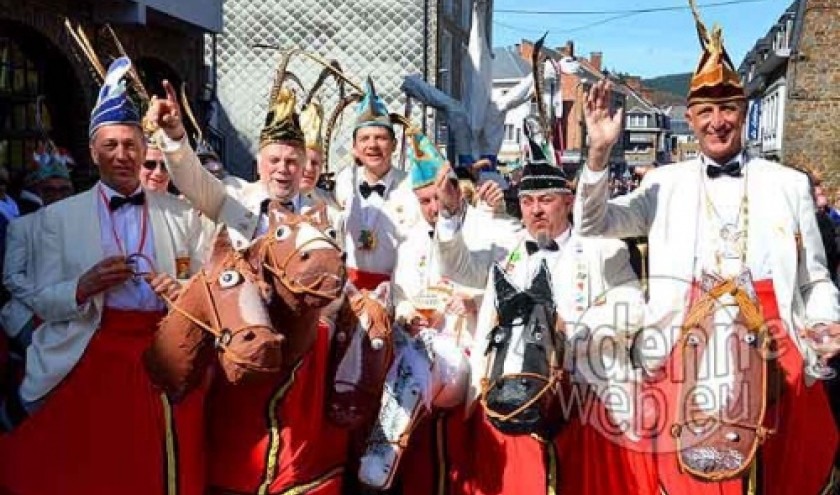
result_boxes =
[0,2,838,495]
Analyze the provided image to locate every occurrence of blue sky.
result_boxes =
[491,0,794,78]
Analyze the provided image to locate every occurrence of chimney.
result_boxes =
[589,51,603,71]
[625,76,642,92]
[561,40,575,58]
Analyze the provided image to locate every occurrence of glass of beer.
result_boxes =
[413,286,451,327]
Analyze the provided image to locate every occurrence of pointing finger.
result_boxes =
[162,79,178,105]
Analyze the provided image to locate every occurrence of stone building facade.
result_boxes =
[0,0,219,191]
[740,0,840,184]
[211,0,484,179]
[783,0,840,183]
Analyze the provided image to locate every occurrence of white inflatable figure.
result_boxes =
[358,327,469,489]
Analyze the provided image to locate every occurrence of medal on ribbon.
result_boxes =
[175,256,191,279]
[358,229,377,251]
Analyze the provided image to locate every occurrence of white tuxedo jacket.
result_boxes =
[163,137,340,250]
[334,164,422,275]
[2,211,42,338]
[21,188,210,402]
[436,201,523,291]
[574,157,840,374]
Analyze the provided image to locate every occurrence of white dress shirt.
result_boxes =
[255,192,302,238]
[696,155,772,280]
[344,168,401,274]
[96,183,163,311]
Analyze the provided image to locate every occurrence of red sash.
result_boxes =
[347,268,391,291]
[653,279,839,495]
[0,308,207,495]
[207,321,347,495]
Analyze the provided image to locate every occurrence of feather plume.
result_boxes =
[64,19,105,82]
[102,24,150,102]
[180,83,203,143]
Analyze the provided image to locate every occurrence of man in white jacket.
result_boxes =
[573,2,840,494]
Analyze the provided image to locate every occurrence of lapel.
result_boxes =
[669,160,703,282]
[145,193,176,277]
[229,181,267,249]
[78,188,105,272]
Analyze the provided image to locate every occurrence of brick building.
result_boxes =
[517,40,627,177]
[0,0,220,191]
[740,0,840,184]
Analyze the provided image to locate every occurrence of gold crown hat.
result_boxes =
[300,101,325,153]
[686,0,745,105]
[259,86,305,149]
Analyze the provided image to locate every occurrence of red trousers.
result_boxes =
[0,309,206,495]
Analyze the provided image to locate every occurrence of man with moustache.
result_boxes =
[0,57,210,495]
[574,2,840,493]
[446,138,656,495]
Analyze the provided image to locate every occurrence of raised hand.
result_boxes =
[476,180,504,209]
[583,80,624,171]
[434,161,461,216]
[143,80,186,141]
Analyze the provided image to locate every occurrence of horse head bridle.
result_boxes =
[257,216,345,300]
[153,251,280,374]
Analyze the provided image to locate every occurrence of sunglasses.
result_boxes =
[142,160,167,172]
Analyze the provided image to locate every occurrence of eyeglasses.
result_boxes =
[142,160,167,172]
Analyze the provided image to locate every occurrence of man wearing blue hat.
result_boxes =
[332,78,422,290]
[0,57,211,495]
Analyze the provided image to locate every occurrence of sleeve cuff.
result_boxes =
[580,164,609,185]
[155,129,188,153]
[436,213,463,242]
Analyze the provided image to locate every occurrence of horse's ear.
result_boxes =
[529,260,553,299]
[304,200,329,229]
[492,263,519,303]
[267,202,291,228]
[372,281,391,305]
[208,226,233,268]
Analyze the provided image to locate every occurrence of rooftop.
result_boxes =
[492,46,530,80]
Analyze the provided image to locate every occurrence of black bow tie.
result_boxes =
[260,199,294,215]
[108,192,145,211]
[706,161,742,179]
[525,239,560,256]
[359,182,386,199]
[428,230,434,239]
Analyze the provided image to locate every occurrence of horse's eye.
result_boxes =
[744,333,757,346]
[218,270,242,288]
[687,334,701,346]
[274,225,291,241]
[325,227,338,240]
